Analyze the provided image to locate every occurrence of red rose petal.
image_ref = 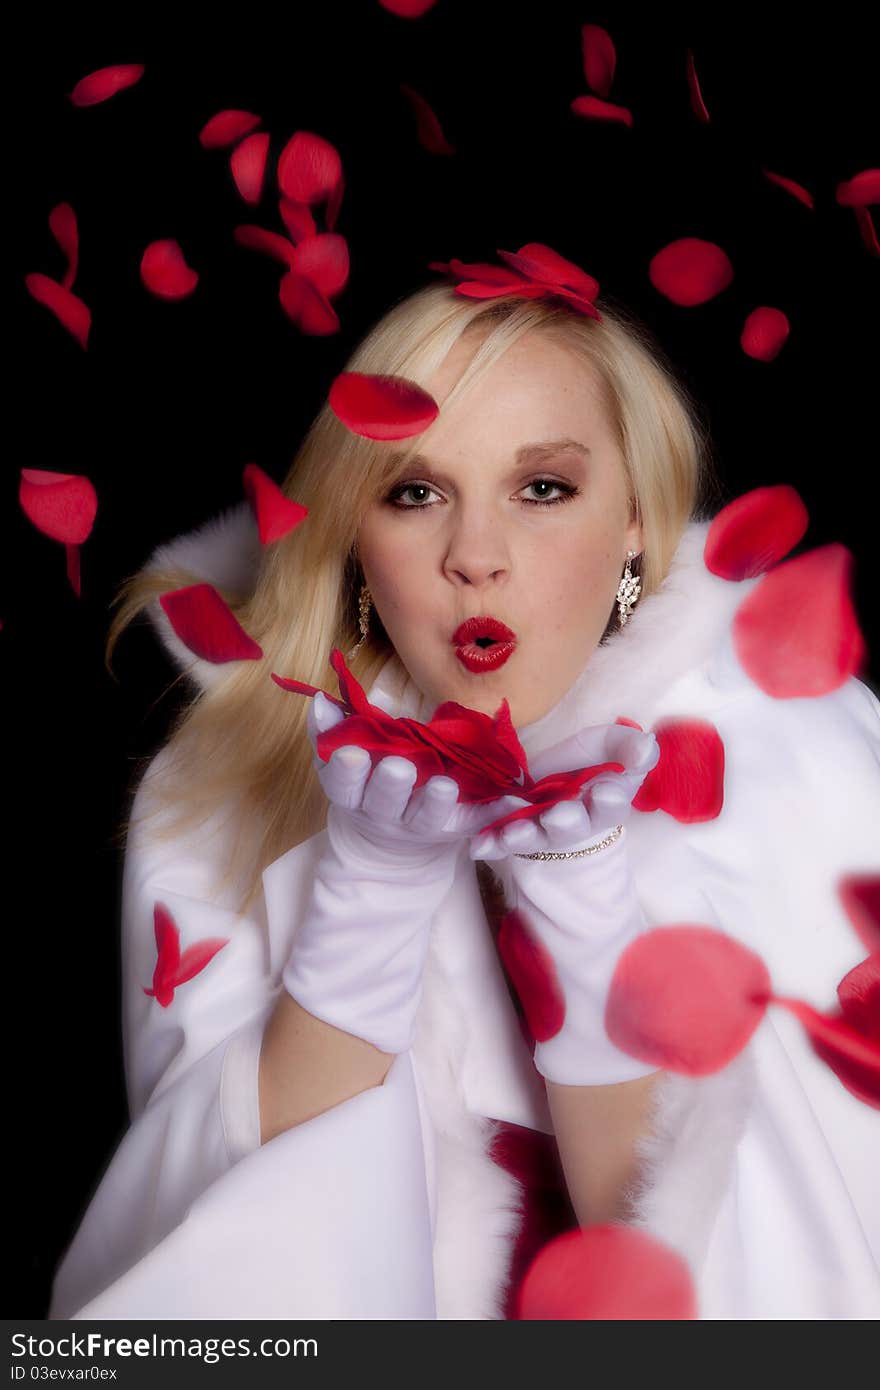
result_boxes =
[328,371,439,439]
[24,273,91,349]
[615,716,644,730]
[581,24,616,99]
[649,237,734,306]
[279,271,340,335]
[497,909,566,1042]
[516,1225,697,1321]
[399,83,455,155]
[66,543,82,598]
[632,717,724,822]
[290,233,350,298]
[605,926,771,1074]
[242,463,309,544]
[570,94,633,127]
[838,875,880,954]
[271,672,348,713]
[854,207,879,257]
[68,64,145,108]
[704,485,809,580]
[175,937,230,986]
[835,170,880,208]
[159,584,263,663]
[686,49,710,122]
[325,171,345,232]
[144,903,180,1006]
[378,0,437,13]
[770,993,880,1108]
[19,469,97,544]
[279,197,318,244]
[741,306,790,362]
[49,202,78,289]
[140,240,199,300]
[230,131,270,205]
[762,168,815,209]
[732,544,865,697]
[199,109,263,150]
[496,243,600,302]
[837,955,880,1043]
[277,131,342,205]
[234,224,297,268]
[454,279,546,301]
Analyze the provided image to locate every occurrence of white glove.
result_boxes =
[282,692,530,1054]
[470,723,664,1086]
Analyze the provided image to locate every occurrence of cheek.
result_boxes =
[359,522,427,623]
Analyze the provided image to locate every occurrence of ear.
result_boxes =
[624,504,645,561]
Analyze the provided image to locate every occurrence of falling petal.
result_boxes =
[835,169,880,208]
[838,875,880,954]
[242,462,309,544]
[65,544,81,598]
[770,993,880,1109]
[854,207,879,257]
[199,109,262,150]
[233,224,297,268]
[516,1225,697,1320]
[230,131,270,205]
[615,716,644,730]
[68,64,145,108]
[633,717,724,822]
[24,273,91,349]
[649,237,734,306]
[836,955,880,1044]
[49,202,78,289]
[704,485,809,580]
[175,938,230,986]
[570,94,633,127]
[291,232,350,298]
[685,49,710,123]
[278,270,340,335]
[497,243,600,301]
[328,371,439,439]
[732,544,865,697]
[277,130,342,205]
[399,83,455,155]
[378,0,438,13]
[581,24,616,99]
[497,909,566,1042]
[325,171,345,232]
[762,168,815,209]
[741,306,790,362]
[159,584,263,663]
[19,469,97,544]
[140,240,198,300]
[279,197,317,244]
[605,925,771,1074]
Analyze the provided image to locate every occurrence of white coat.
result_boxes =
[49,502,880,1320]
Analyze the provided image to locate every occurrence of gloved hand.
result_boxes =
[469,722,664,1086]
[282,691,531,1054]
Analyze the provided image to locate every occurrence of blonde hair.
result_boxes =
[106,282,722,916]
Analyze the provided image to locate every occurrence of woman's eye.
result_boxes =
[389,482,442,508]
[387,477,579,510]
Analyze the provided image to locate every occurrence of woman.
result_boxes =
[49,270,880,1320]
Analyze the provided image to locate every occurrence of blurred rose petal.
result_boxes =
[19,469,97,544]
[199,109,262,150]
[159,584,263,663]
[325,171,345,232]
[741,306,790,362]
[140,240,198,299]
[291,232,349,298]
[570,94,633,127]
[378,0,437,13]
[279,197,317,244]
[762,168,815,209]
[278,131,342,205]
[279,270,340,335]
[399,83,455,155]
[837,955,880,1044]
[732,544,865,697]
[838,875,880,954]
[69,64,144,107]
[605,926,771,1074]
[24,273,91,349]
[704,485,809,580]
[65,544,82,597]
[633,717,724,822]
[686,49,710,122]
[234,224,297,268]
[581,24,616,98]
[49,202,78,289]
[835,170,880,208]
[854,207,879,257]
[497,909,566,1042]
[770,992,880,1109]
[230,131,270,205]
[328,371,439,439]
[649,237,734,306]
[516,1225,697,1320]
[615,716,644,730]
[242,463,309,544]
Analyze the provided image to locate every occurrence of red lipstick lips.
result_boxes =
[451,616,517,673]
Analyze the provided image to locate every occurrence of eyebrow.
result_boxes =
[394,437,591,474]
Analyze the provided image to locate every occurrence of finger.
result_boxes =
[606,724,659,775]
[589,780,632,831]
[307,693,347,767]
[500,816,541,855]
[538,798,592,848]
[456,794,532,837]
[402,775,460,834]
[361,754,419,822]
[318,744,372,810]
[469,829,507,862]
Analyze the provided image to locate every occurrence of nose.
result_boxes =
[442,504,511,589]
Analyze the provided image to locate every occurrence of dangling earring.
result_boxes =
[616,550,642,627]
[347,583,372,660]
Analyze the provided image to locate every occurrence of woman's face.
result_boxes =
[355,329,644,728]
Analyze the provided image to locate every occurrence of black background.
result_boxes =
[7,3,878,1316]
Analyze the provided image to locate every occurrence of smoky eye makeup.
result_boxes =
[384,475,582,511]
